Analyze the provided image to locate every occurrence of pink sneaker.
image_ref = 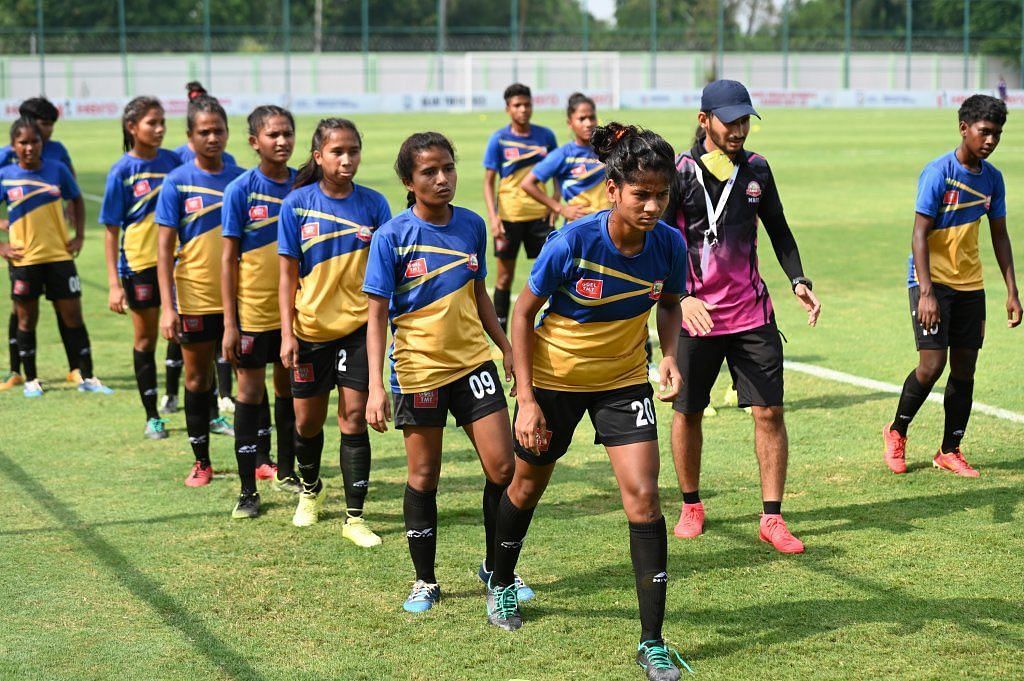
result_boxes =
[882,422,907,474]
[673,502,705,539]
[185,461,214,487]
[759,514,805,554]
[255,462,278,480]
[932,448,979,478]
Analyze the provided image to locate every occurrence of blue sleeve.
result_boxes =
[221,179,247,239]
[57,142,73,171]
[914,166,944,218]
[483,132,502,171]
[58,164,81,200]
[0,146,12,165]
[277,198,301,258]
[98,167,124,226]
[474,213,488,280]
[374,192,392,228]
[545,128,558,152]
[223,151,238,168]
[530,147,563,183]
[362,228,397,298]
[662,229,688,295]
[988,170,1006,219]
[155,176,181,229]
[528,230,573,298]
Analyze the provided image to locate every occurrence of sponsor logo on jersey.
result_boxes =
[503,147,520,161]
[12,279,29,295]
[356,225,373,242]
[240,334,254,355]
[181,315,203,332]
[134,283,154,301]
[405,257,428,279]
[301,222,320,240]
[467,253,479,271]
[942,189,959,206]
[293,363,314,383]
[184,196,203,214]
[248,205,268,220]
[6,187,24,201]
[649,280,664,300]
[413,389,438,409]
[746,181,761,202]
[132,179,151,198]
[571,163,587,177]
[575,278,603,299]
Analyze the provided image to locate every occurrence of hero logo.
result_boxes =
[12,280,29,295]
[405,257,428,279]
[134,283,153,301]
[181,315,203,332]
[356,225,373,243]
[649,280,664,300]
[745,181,761,203]
[575,278,603,299]
[301,222,320,240]
[132,179,151,198]
[240,335,254,355]
[293,363,314,383]
[6,187,24,201]
[184,196,203,214]
[414,389,438,408]
[503,147,520,160]
[942,190,959,206]
[536,428,552,453]
[248,205,268,220]
[467,253,479,271]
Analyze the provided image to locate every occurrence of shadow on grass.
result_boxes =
[784,390,892,411]
[0,510,213,537]
[0,448,264,680]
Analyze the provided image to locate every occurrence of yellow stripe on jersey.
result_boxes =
[174,227,223,315]
[293,248,369,343]
[567,183,611,213]
[129,184,163,215]
[123,213,159,273]
[238,240,280,332]
[249,191,285,205]
[182,200,224,226]
[176,185,226,197]
[392,280,492,393]
[533,310,650,392]
[6,180,58,210]
[498,165,549,222]
[9,201,70,266]
[926,219,983,291]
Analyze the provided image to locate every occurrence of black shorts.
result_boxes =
[290,327,369,398]
[177,313,224,345]
[909,284,985,350]
[513,382,658,466]
[393,361,507,429]
[495,219,552,260]
[235,328,282,369]
[673,322,784,414]
[9,260,81,301]
[121,267,161,310]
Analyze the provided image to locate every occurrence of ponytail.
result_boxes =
[590,122,675,186]
[293,118,361,190]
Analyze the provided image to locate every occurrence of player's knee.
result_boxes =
[752,405,785,430]
[183,372,209,393]
[916,358,946,384]
[407,465,440,492]
[625,486,662,523]
[509,474,545,508]
[338,408,366,434]
[488,458,514,486]
[294,418,321,439]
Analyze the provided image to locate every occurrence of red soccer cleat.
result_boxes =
[932,448,980,477]
[673,502,705,539]
[255,462,278,480]
[185,461,214,487]
[759,514,805,554]
[883,422,908,474]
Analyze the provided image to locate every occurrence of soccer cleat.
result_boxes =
[274,474,303,495]
[0,371,24,392]
[636,640,693,680]
[342,515,383,547]
[403,580,441,613]
[703,405,718,417]
[231,492,261,519]
[932,448,980,477]
[477,562,535,602]
[673,502,705,539]
[209,416,234,437]
[78,377,114,394]
[218,395,236,415]
[22,379,43,398]
[159,394,179,414]
[254,462,278,481]
[144,417,169,440]
[759,514,805,554]
[882,422,908,474]
[292,482,325,527]
[66,369,84,385]
[486,579,523,631]
[185,461,214,487]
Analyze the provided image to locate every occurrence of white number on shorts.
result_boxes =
[630,398,656,428]
[68,275,81,293]
[337,348,348,372]
[468,370,497,400]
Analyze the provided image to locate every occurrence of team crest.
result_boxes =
[134,283,154,301]
[745,181,761,202]
[248,205,268,220]
[467,253,479,271]
[942,190,959,206]
[132,180,151,198]
[181,315,203,332]
[575,278,603,299]
[301,222,320,240]
[503,147,520,161]
[293,363,314,383]
[184,196,203,214]
[356,225,373,243]
[6,187,23,201]
[405,258,428,278]
[649,280,664,300]
[12,279,29,295]
[414,390,438,409]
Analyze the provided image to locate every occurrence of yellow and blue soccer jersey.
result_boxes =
[909,150,1006,291]
[174,144,238,168]
[530,141,610,215]
[278,183,391,343]
[0,161,80,266]
[363,206,492,394]
[223,167,296,332]
[1,140,73,170]
[99,149,182,278]
[528,210,687,392]
[154,162,245,315]
[483,124,558,222]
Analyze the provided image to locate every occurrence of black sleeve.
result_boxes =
[757,165,804,282]
[663,172,682,228]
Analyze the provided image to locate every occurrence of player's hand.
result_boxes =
[681,296,717,336]
[279,332,299,369]
[1007,294,1022,328]
[916,288,940,333]
[514,398,547,454]
[794,284,821,326]
[160,308,180,341]
[490,215,506,240]
[501,349,516,397]
[366,385,392,433]
[108,285,127,314]
[222,323,240,365]
[0,243,23,262]
[560,204,587,222]
[656,356,682,402]
[66,236,84,258]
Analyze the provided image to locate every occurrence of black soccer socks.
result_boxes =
[629,516,668,644]
[164,342,183,397]
[892,370,933,437]
[942,377,974,453]
[295,430,325,492]
[493,288,511,333]
[184,388,212,465]
[482,479,509,573]
[491,491,536,588]
[340,432,372,517]
[404,485,438,583]
[274,396,296,478]
[16,329,37,381]
[133,349,160,419]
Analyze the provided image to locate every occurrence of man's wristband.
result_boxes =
[791,277,812,292]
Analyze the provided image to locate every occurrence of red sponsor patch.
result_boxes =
[942,190,959,206]
[413,390,438,409]
[248,205,268,220]
[649,280,664,300]
[301,222,320,240]
[6,186,24,201]
[184,196,203,214]
[405,258,428,278]
[575,278,603,299]
[536,429,552,453]
[181,315,203,332]
[356,225,373,243]
[12,279,29,295]
[503,147,520,160]
[132,179,151,198]
[293,363,314,383]
[745,181,761,198]
[239,335,255,354]
[467,253,479,271]
[134,283,154,301]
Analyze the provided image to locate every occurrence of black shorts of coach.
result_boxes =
[120,266,161,310]
[9,260,81,302]
[494,219,552,260]
[909,284,985,351]
[177,312,225,345]
[673,322,785,414]
[513,382,659,466]
[393,361,507,429]
[235,328,282,369]
[289,326,369,398]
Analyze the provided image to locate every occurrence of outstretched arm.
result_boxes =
[989,216,1022,328]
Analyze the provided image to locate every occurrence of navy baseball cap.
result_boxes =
[700,80,761,123]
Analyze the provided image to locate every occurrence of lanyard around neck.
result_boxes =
[693,162,739,248]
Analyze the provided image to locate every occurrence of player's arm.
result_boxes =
[66,196,85,257]
[221,237,242,363]
[473,278,514,387]
[365,294,392,433]
[0,205,20,262]
[510,287,548,453]
[278,255,300,369]
[103,225,126,314]
[988,216,1022,328]
[157,227,180,340]
[911,212,940,331]
[483,168,504,240]
[655,293,683,402]
[761,211,820,326]
[521,171,562,216]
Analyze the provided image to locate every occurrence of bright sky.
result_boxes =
[585,0,616,24]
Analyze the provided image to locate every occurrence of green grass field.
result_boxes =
[1,108,1023,680]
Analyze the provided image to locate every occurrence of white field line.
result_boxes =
[82,192,103,203]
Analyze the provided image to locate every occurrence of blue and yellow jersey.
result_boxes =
[174,144,238,168]
[1,140,73,171]
[154,162,245,315]
[278,183,391,343]
[99,149,182,278]
[908,149,1006,291]
[363,206,492,394]
[0,161,80,266]
[222,167,296,332]
[483,124,558,222]
[530,141,610,215]
[528,210,687,392]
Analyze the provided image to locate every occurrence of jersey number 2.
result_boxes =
[631,398,656,427]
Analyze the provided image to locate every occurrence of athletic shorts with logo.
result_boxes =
[289,326,369,398]
[494,219,552,260]
[393,361,507,429]
[909,284,985,350]
[673,321,784,413]
[120,266,160,310]
[177,313,225,345]
[513,382,658,466]
[235,328,282,369]
[9,260,81,301]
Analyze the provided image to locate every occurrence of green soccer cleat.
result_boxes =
[232,493,261,519]
[144,417,169,440]
[486,579,523,631]
[292,481,325,527]
[342,515,382,547]
[273,474,303,495]
[636,640,693,680]
[209,416,234,437]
